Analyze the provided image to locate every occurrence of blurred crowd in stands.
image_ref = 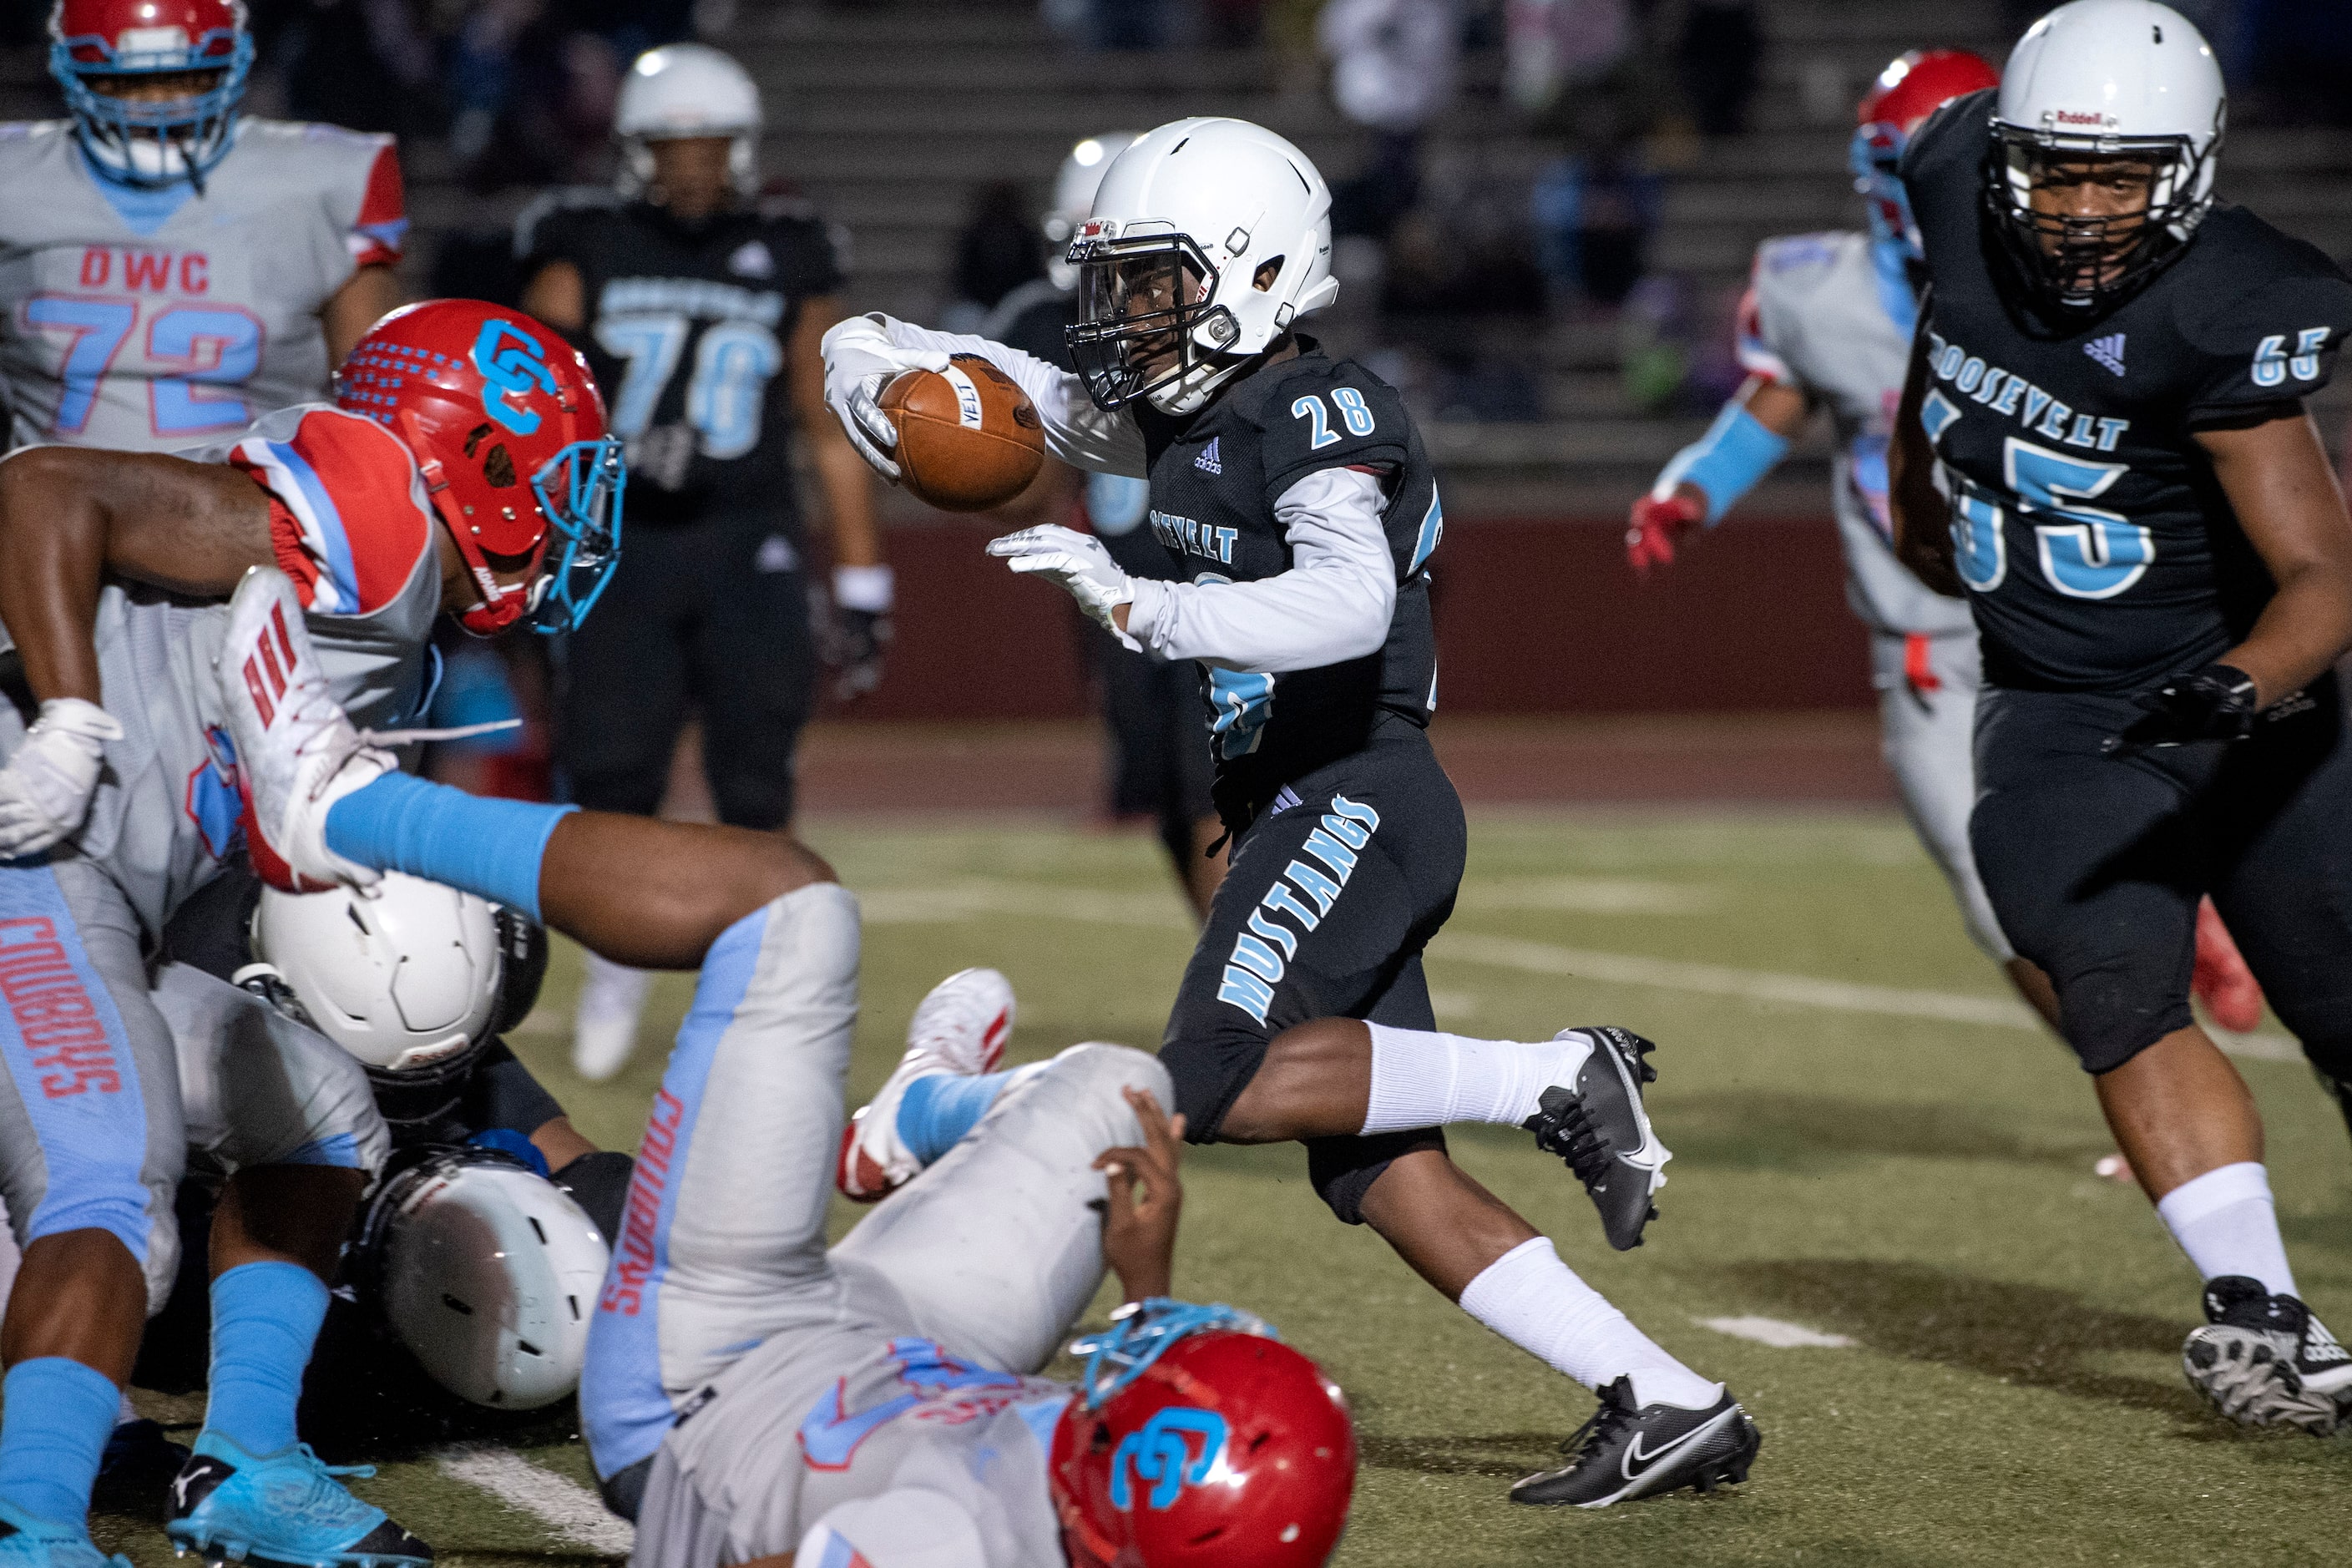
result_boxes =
[2,0,2343,432]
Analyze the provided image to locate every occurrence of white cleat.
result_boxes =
[572,953,653,1082]
[837,967,1014,1201]
[214,567,392,893]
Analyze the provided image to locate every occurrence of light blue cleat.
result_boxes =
[0,1500,132,1568]
[164,1434,430,1567]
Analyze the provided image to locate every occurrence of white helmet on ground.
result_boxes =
[362,1148,610,1409]
[615,42,762,198]
[1986,0,2224,311]
[246,872,502,1075]
[1044,132,1140,290]
[1065,117,1340,416]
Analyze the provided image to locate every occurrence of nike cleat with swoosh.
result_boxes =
[1510,1376,1759,1508]
[1523,1027,1670,1250]
[2183,1276,2351,1434]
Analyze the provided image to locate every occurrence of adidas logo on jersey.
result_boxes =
[1195,438,1222,476]
[2084,333,2127,377]
[729,240,776,279]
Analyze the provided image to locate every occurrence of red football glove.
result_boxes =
[1626,489,1706,575]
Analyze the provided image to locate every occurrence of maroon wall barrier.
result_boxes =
[822,514,1874,721]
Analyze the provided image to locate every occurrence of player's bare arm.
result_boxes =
[0,446,272,703]
[1626,372,1813,573]
[321,263,403,366]
[2194,409,2352,706]
[1888,321,1962,595]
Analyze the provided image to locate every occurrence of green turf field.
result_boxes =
[96,808,2352,1565]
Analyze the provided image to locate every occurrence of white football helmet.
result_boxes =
[615,42,762,197]
[1987,0,2224,311]
[1065,117,1340,416]
[1044,132,1140,291]
[246,872,503,1075]
[363,1149,610,1409]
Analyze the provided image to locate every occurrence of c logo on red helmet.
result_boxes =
[1108,1407,1227,1510]
[471,319,559,437]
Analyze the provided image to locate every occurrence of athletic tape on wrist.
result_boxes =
[1651,402,1792,525]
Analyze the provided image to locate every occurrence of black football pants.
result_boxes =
[1971,676,2352,1077]
[1161,716,1466,1222]
[555,511,815,829]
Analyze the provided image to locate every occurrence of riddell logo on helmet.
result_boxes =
[2051,109,2112,128]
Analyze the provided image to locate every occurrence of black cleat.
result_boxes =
[1523,1027,1669,1250]
[1511,1377,1760,1508]
[2182,1277,2350,1434]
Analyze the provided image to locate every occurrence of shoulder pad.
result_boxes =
[1900,89,1993,185]
[2173,210,2352,402]
[1251,355,1413,488]
[1754,232,1859,279]
[513,185,624,261]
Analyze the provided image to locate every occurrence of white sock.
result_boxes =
[1459,1237,1722,1410]
[1361,1024,1587,1136]
[2156,1161,2298,1298]
[576,950,654,1027]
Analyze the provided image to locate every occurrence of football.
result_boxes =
[879,353,1046,512]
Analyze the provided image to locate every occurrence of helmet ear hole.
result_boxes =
[1253,257,1283,291]
[482,443,518,488]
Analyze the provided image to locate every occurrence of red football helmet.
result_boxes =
[49,0,252,190]
[1050,1302,1355,1568]
[1852,49,2000,260]
[336,301,625,637]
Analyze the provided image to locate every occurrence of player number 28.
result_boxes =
[1292,387,1375,448]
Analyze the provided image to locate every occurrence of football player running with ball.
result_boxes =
[1891,0,2352,1432]
[822,118,1760,1505]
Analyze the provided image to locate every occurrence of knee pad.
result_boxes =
[1306,1128,1446,1226]
[1051,1042,1173,1110]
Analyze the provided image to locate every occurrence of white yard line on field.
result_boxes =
[1697,1315,1859,1349]
[853,878,2304,1065]
[435,1443,635,1557]
[1432,931,2304,1064]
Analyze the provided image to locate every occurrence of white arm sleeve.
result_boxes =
[878,318,1149,479]
[1123,468,1396,670]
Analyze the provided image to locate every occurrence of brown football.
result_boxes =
[879,353,1046,512]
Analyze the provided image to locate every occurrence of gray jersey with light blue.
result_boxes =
[1737,231,1971,638]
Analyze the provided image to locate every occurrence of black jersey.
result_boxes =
[1131,340,1443,819]
[1904,89,2352,692]
[985,281,1169,579]
[517,190,848,529]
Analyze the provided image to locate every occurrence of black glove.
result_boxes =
[827,606,893,701]
[2105,662,2258,754]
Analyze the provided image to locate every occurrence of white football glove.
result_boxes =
[820,313,950,483]
[0,697,123,857]
[985,525,1140,651]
